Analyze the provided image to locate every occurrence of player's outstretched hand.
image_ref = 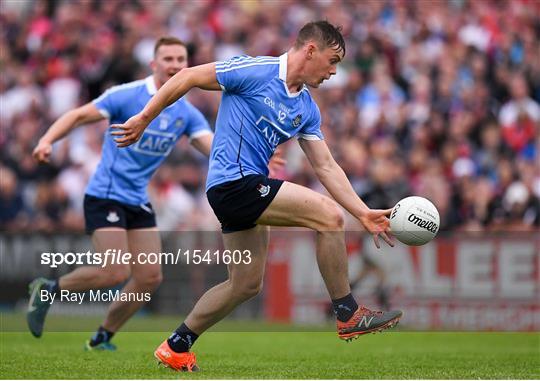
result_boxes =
[268,147,287,178]
[32,140,52,163]
[110,115,148,147]
[359,208,394,249]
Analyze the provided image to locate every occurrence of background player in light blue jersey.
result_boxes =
[112,21,402,371]
[28,37,214,350]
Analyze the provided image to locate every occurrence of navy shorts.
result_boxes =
[206,175,284,233]
[83,194,156,234]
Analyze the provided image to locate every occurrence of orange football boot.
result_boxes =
[337,306,402,342]
[154,340,199,372]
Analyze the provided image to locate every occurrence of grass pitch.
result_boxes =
[1,315,538,379]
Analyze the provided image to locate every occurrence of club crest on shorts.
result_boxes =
[106,210,120,223]
[292,114,302,128]
[257,184,271,197]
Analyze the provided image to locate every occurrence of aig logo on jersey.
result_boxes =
[133,130,176,156]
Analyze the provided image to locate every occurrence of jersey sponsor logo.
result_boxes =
[257,184,271,197]
[133,130,176,157]
[106,210,120,223]
[255,116,290,150]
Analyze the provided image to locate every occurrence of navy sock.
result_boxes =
[376,286,390,311]
[89,326,115,346]
[45,279,60,294]
[167,323,199,353]
[332,293,358,322]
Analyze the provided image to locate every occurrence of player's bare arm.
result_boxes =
[33,103,105,163]
[190,133,214,157]
[111,63,220,147]
[267,147,287,178]
[299,138,394,248]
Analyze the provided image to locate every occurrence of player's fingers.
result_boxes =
[381,231,394,247]
[116,134,140,147]
[33,149,48,163]
[110,124,129,130]
[382,208,393,216]
[114,136,131,145]
[372,234,381,249]
[110,129,130,136]
[40,150,51,162]
[116,140,133,147]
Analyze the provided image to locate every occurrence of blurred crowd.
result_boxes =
[1,0,539,233]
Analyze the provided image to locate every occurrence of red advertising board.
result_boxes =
[265,233,539,331]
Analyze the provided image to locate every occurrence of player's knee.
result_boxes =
[318,200,345,231]
[240,283,262,300]
[136,271,163,291]
[232,279,263,301]
[151,271,163,288]
[108,267,131,285]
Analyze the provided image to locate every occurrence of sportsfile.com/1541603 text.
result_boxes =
[40,249,252,268]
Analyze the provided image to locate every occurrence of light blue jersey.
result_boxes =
[206,53,323,190]
[87,76,211,205]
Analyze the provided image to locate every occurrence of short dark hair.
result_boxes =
[294,21,346,56]
[154,36,187,56]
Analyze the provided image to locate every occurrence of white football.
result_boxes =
[389,196,440,246]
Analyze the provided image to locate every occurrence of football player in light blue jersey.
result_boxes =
[113,21,402,371]
[27,37,214,351]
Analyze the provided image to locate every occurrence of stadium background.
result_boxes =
[1,0,539,333]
